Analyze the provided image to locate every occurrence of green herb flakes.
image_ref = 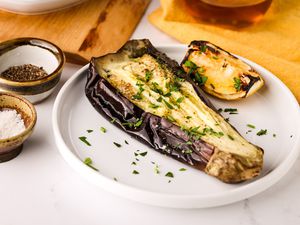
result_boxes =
[79,136,91,146]
[234,77,242,91]
[113,142,122,148]
[179,168,187,171]
[166,115,176,122]
[132,170,139,175]
[87,129,93,133]
[224,108,238,113]
[139,151,148,157]
[163,99,174,109]
[182,149,193,154]
[165,172,174,178]
[149,103,160,109]
[201,45,207,53]
[257,129,267,136]
[131,161,137,166]
[183,60,197,70]
[125,140,129,144]
[247,124,256,129]
[145,70,152,82]
[100,127,106,133]
[212,56,219,60]
[228,135,234,140]
[83,157,98,171]
[176,96,185,103]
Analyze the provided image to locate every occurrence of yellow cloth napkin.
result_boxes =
[148,0,300,103]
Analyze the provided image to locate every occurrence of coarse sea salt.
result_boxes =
[0,109,26,139]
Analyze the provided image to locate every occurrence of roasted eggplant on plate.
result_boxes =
[182,41,264,100]
[85,39,263,183]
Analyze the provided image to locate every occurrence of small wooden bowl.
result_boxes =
[0,92,37,162]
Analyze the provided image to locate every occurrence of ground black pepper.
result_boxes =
[0,64,48,81]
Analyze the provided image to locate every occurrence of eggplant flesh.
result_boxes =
[86,39,263,183]
[182,41,264,100]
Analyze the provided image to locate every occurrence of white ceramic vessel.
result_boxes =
[52,45,300,208]
[0,0,86,14]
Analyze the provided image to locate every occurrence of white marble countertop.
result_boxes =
[1,1,300,225]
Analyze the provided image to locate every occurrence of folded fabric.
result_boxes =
[149,0,300,103]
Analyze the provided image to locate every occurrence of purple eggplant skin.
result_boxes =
[85,39,216,172]
[85,39,263,183]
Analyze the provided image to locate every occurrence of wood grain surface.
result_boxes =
[0,0,150,64]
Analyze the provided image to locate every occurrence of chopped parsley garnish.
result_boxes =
[134,119,143,128]
[100,127,106,133]
[132,84,145,100]
[145,70,152,82]
[139,151,148,157]
[131,161,137,165]
[122,118,143,129]
[149,103,160,108]
[224,108,238,113]
[154,164,160,174]
[151,82,164,95]
[194,72,207,85]
[234,77,242,91]
[79,136,91,146]
[87,129,93,133]
[134,152,139,157]
[125,140,129,144]
[218,108,223,113]
[167,80,181,92]
[200,45,207,53]
[176,96,185,103]
[166,115,176,122]
[163,99,174,109]
[228,135,234,140]
[212,56,219,60]
[165,172,174,178]
[186,141,193,145]
[132,170,139,175]
[257,129,267,136]
[164,92,172,97]
[179,168,187,171]
[157,96,163,102]
[182,149,193,154]
[183,60,197,70]
[83,157,98,171]
[247,124,256,129]
[186,116,192,119]
[113,142,122,148]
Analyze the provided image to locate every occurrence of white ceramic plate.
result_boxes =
[52,45,300,208]
[0,0,86,15]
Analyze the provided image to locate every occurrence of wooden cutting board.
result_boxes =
[0,0,150,64]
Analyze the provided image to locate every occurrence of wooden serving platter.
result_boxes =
[0,0,150,64]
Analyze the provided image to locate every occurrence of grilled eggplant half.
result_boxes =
[181,41,264,100]
[86,39,263,183]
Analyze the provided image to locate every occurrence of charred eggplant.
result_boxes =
[86,39,263,183]
[181,41,264,100]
